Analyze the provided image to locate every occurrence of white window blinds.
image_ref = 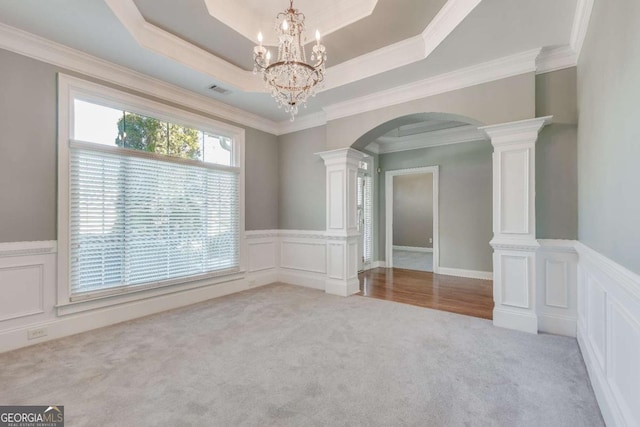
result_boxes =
[69,141,239,297]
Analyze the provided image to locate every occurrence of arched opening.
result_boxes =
[351,112,495,320]
[350,112,485,152]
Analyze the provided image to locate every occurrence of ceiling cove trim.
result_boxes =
[570,0,595,59]
[326,0,482,89]
[324,34,425,89]
[536,45,577,75]
[107,0,482,93]
[535,0,594,74]
[322,48,541,122]
[0,22,279,135]
[421,0,482,57]
[277,112,328,135]
[104,0,261,92]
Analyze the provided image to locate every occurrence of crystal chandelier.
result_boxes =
[253,0,327,120]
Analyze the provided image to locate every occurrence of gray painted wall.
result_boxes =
[245,128,279,231]
[379,141,493,272]
[535,68,578,239]
[328,73,536,150]
[0,50,58,242]
[392,173,433,248]
[0,48,279,243]
[278,126,326,230]
[577,0,640,274]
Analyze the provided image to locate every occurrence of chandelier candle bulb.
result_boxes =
[252,0,327,120]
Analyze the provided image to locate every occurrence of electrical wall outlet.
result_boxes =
[429,237,433,244]
[27,327,48,340]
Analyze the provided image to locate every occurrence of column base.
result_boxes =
[325,278,360,297]
[493,307,538,334]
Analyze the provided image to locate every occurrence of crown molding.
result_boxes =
[0,22,279,135]
[422,0,482,57]
[371,125,487,154]
[104,0,260,92]
[570,0,595,59]
[324,35,426,90]
[107,0,482,94]
[324,48,541,122]
[536,45,578,74]
[535,0,594,74]
[276,112,327,135]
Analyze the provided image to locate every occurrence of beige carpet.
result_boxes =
[0,283,603,426]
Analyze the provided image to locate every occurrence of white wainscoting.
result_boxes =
[576,242,640,427]
[278,230,327,291]
[0,231,334,352]
[0,241,57,329]
[537,240,578,337]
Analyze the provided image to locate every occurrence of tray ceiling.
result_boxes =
[0,0,584,126]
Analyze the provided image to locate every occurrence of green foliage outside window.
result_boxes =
[115,112,201,160]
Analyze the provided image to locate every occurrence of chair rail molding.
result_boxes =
[481,116,552,334]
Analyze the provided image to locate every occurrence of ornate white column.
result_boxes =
[317,148,366,296]
[480,116,551,334]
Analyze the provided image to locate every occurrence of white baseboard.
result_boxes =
[538,313,576,337]
[325,278,360,297]
[279,269,326,291]
[393,245,433,253]
[493,308,538,334]
[362,261,386,270]
[437,267,493,280]
[0,277,269,354]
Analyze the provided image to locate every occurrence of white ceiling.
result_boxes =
[0,0,581,126]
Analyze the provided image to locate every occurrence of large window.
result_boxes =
[59,75,245,301]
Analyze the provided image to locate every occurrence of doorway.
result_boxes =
[385,166,439,273]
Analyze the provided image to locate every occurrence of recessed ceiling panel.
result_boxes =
[133,0,256,70]
[133,0,444,70]
[204,0,378,45]
[322,0,447,66]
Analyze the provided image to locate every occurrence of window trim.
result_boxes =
[57,73,246,312]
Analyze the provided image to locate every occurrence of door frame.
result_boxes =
[385,166,439,272]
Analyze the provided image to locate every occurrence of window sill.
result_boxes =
[56,270,246,316]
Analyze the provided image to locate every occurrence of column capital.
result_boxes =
[315,148,367,166]
[480,116,552,147]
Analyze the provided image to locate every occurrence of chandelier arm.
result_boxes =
[252,0,326,120]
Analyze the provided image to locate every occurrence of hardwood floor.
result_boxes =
[358,268,494,320]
